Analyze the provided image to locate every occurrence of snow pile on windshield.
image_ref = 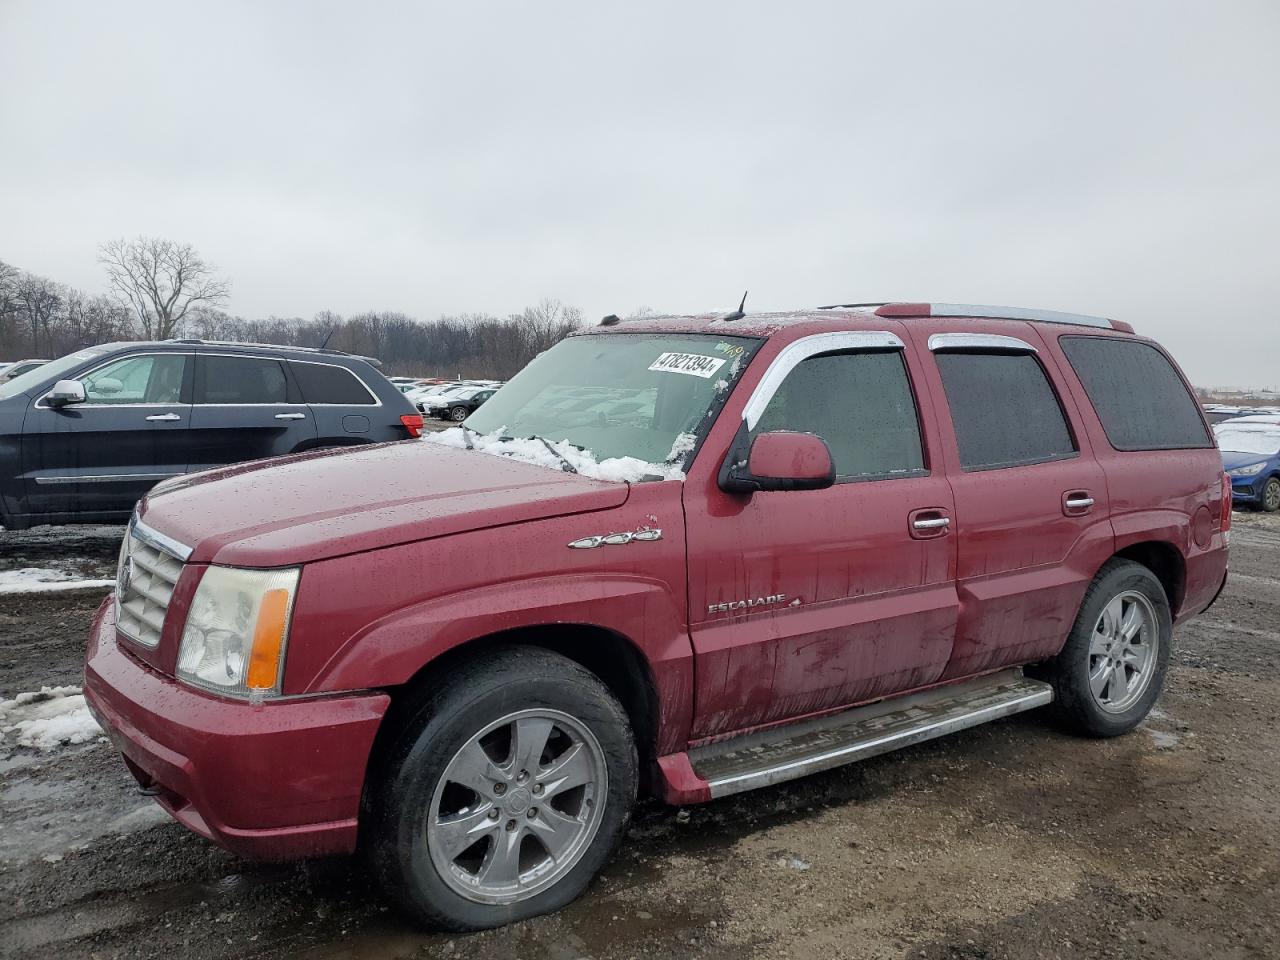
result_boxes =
[0,686,104,751]
[427,428,685,483]
[0,568,115,594]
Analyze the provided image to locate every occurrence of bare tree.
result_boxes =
[99,237,230,340]
[12,272,64,354]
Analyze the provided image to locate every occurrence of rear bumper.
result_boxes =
[83,597,390,860]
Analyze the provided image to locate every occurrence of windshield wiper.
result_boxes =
[535,436,578,474]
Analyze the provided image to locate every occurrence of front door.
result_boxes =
[683,333,959,739]
[189,352,316,470]
[21,352,192,519]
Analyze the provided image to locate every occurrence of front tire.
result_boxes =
[370,647,637,930]
[1039,559,1172,737]
[1261,476,1280,513]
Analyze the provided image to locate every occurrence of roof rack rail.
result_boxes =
[870,303,1130,332]
[163,338,384,367]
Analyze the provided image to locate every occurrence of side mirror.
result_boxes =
[46,379,86,408]
[721,430,836,493]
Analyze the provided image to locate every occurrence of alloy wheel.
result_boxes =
[1087,590,1159,713]
[428,709,607,905]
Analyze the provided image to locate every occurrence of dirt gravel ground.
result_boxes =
[1,514,1277,959]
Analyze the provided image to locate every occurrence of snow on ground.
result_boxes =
[0,567,115,594]
[428,427,686,482]
[0,687,104,751]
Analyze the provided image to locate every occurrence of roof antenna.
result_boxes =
[319,324,337,350]
[722,291,748,322]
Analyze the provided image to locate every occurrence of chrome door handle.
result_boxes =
[1065,496,1095,509]
[912,517,951,530]
[145,413,181,422]
[275,412,306,420]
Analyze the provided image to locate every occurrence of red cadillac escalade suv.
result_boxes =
[84,303,1229,930]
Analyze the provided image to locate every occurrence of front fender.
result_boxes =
[300,572,694,754]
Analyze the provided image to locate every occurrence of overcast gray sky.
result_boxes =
[2,1,1277,387]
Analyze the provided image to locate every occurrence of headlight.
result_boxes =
[176,566,300,699]
[1228,463,1266,477]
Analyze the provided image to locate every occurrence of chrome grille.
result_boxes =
[115,520,190,648]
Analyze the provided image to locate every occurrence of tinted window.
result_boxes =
[751,350,925,480]
[935,352,1075,470]
[81,354,185,405]
[1060,337,1211,451]
[200,355,287,404]
[289,361,375,405]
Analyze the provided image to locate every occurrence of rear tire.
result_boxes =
[1038,559,1171,738]
[1261,476,1280,513]
[449,406,468,422]
[369,646,637,930]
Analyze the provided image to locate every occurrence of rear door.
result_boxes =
[189,352,316,470]
[21,351,191,517]
[909,323,1114,679]
[683,331,958,738]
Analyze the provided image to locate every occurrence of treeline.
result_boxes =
[0,257,584,379]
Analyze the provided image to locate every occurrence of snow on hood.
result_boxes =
[426,427,686,483]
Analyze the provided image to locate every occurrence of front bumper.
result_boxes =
[83,597,390,860]
[1230,479,1261,505]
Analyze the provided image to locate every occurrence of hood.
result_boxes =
[1220,449,1275,471]
[138,440,631,566]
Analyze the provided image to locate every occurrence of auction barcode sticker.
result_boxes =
[648,352,726,379]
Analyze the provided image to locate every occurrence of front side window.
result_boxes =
[463,333,761,468]
[935,351,1076,470]
[199,355,288,404]
[750,350,926,480]
[289,361,376,405]
[1060,336,1211,451]
[81,354,185,405]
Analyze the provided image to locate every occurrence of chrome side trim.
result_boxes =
[34,472,179,485]
[131,517,194,562]
[930,303,1112,328]
[928,332,1037,354]
[742,331,905,430]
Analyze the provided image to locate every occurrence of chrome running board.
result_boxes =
[690,669,1053,799]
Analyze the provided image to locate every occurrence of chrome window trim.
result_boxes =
[741,331,905,430]
[35,472,178,485]
[197,352,384,408]
[33,352,194,410]
[927,332,1037,354]
[131,517,194,562]
[287,357,382,407]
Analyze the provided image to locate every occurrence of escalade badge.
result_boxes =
[708,594,790,615]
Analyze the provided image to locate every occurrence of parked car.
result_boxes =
[405,382,462,407]
[423,384,498,421]
[1214,414,1280,512]
[84,303,1227,931]
[0,358,49,382]
[0,340,423,529]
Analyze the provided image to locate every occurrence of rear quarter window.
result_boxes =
[289,361,377,405]
[1059,337,1211,451]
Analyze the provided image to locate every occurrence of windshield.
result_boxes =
[463,332,761,466]
[1215,424,1280,457]
[0,348,109,401]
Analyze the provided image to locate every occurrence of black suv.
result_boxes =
[0,340,421,529]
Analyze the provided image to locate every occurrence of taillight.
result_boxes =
[1221,472,1232,533]
[400,413,424,438]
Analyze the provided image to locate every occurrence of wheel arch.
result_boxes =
[367,623,662,795]
[1111,540,1186,615]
